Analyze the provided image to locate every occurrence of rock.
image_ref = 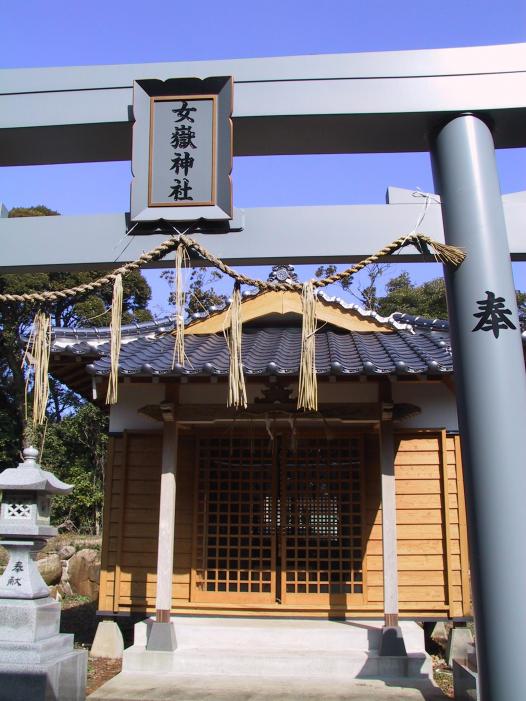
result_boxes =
[90,621,124,659]
[431,621,449,643]
[58,545,76,560]
[48,584,62,601]
[37,554,62,585]
[68,548,101,602]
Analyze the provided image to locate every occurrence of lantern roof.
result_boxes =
[0,447,73,495]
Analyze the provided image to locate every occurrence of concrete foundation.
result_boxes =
[123,617,432,681]
[89,673,448,700]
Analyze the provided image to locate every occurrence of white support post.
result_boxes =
[378,409,406,656]
[146,421,178,652]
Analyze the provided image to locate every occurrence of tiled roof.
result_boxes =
[60,326,452,378]
[389,312,449,332]
[48,316,175,349]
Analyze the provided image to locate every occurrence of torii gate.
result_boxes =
[1,42,526,700]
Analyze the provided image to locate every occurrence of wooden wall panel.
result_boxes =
[394,434,446,614]
[98,430,196,613]
[453,435,472,616]
[99,427,470,618]
[98,435,120,612]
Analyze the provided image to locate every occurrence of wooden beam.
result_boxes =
[185,290,394,334]
[139,402,381,423]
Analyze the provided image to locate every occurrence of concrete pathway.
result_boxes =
[89,672,448,700]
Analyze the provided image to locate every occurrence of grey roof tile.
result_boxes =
[66,327,453,377]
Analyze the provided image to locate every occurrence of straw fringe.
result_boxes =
[23,311,51,426]
[227,283,247,409]
[172,244,190,368]
[421,237,465,267]
[105,274,123,405]
[297,281,318,411]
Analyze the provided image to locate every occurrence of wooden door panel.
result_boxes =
[192,437,276,603]
[191,433,366,608]
[280,436,365,607]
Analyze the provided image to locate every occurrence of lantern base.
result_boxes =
[0,540,49,599]
[0,646,87,701]
[0,597,87,700]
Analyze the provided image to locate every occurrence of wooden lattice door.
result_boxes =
[192,433,365,607]
[280,436,365,607]
[192,436,276,603]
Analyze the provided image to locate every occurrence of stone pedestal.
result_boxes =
[378,626,407,657]
[146,621,177,652]
[446,626,474,667]
[0,597,87,700]
[91,621,124,659]
[0,446,87,699]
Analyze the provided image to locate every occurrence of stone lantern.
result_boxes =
[0,446,87,700]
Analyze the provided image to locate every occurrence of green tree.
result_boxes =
[376,273,449,319]
[40,404,107,534]
[162,266,228,316]
[0,205,153,471]
[316,263,388,311]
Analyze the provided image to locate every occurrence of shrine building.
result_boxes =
[49,275,471,627]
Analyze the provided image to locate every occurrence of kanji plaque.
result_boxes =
[131,76,233,222]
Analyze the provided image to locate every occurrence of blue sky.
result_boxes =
[1,1,525,315]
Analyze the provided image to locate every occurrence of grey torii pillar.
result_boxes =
[432,114,526,701]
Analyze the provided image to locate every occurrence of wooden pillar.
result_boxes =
[155,421,178,621]
[380,410,399,627]
[146,414,178,651]
[378,400,406,656]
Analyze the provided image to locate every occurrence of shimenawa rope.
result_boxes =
[105,274,123,405]
[0,232,465,304]
[226,282,247,409]
[5,229,465,408]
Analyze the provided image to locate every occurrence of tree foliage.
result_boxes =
[162,266,228,316]
[0,205,153,532]
[40,404,108,534]
[376,273,448,319]
[316,263,388,311]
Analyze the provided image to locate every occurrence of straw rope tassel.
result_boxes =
[23,311,51,426]
[105,273,123,405]
[297,281,318,411]
[172,243,190,368]
[227,283,247,409]
[422,237,465,267]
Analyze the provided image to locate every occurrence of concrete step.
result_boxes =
[89,672,448,700]
[133,617,425,654]
[123,646,433,680]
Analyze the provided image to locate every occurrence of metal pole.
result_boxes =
[432,114,526,701]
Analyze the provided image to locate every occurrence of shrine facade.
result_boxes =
[50,287,471,625]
